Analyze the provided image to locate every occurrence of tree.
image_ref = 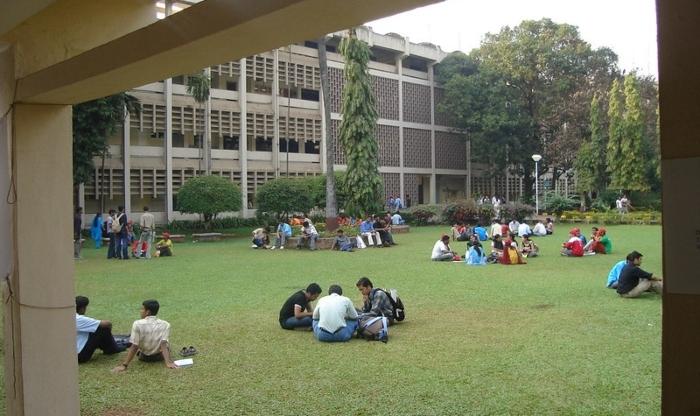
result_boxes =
[617,74,649,191]
[187,70,212,174]
[255,178,313,219]
[73,93,140,209]
[318,36,338,230]
[338,29,382,215]
[176,175,242,228]
[575,93,607,198]
[606,78,625,189]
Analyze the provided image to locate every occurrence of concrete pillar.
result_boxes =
[397,54,406,200]
[4,105,79,415]
[272,49,281,177]
[658,0,700,413]
[239,58,249,214]
[123,111,131,213]
[204,67,212,175]
[428,63,437,204]
[165,78,174,222]
[319,81,327,174]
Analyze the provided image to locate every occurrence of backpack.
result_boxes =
[379,288,405,322]
[111,214,124,233]
[358,316,389,343]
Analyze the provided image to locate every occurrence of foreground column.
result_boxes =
[658,0,700,414]
[3,104,79,415]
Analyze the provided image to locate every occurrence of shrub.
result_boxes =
[542,192,579,215]
[256,178,313,219]
[177,175,243,229]
[304,172,349,210]
[442,199,494,225]
[500,201,536,221]
[167,217,258,233]
[406,204,442,226]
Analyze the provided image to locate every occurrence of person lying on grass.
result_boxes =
[112,299,177,372]
[279,283,322,330]
[312,284,358,342]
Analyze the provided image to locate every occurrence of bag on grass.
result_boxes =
[358,316,388,343]
[379,288,406,322]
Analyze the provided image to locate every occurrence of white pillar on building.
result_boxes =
[428,63,437,204]
[272,49,281,177]
[239,58,249,215]
[165,79,174,222]
[123,109,131,214]
[397,53,406,200]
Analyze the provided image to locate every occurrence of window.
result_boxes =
[279,138,299,153]
[173,133,184,148]
[255,137,272,152]
[305,140,320,154]
[223,135,239,150]
[301,89,319,101]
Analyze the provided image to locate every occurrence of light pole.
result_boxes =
[532,154,542,216]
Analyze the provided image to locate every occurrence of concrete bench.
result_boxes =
[158,234,185,243]
[192,232,223,242]
[391,225,410,233]
[286,236,335,250]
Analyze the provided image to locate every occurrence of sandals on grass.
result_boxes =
[179,346,198,357]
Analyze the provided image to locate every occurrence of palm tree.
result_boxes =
[187,69,212,174]
[318,36,338,231]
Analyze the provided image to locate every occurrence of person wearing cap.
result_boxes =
[154,232,173,257]
[561,229,584,257]
[616,251,663,298]
[585,227,612,254]
[431,235,456,261]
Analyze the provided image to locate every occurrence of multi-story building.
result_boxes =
[79,26,553,222]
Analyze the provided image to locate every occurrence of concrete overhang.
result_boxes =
[7,0,441,105]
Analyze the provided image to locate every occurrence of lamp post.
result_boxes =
[532,154,542,216]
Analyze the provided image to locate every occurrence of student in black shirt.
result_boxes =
[616,251,663,298]
[279,283,322,329]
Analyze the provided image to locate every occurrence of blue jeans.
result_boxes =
[312,319,358,342]
[107,233,116,258]
[280,316,312,330]
[118,234,130,259]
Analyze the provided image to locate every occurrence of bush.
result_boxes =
[442,199,493,225]
[542,192,579,215]
[406,204,442,226]
[167,217,258,233]
[177,175,243,228]
[500,201,536,221]
[256,178,313,219]
[304,172,349,211]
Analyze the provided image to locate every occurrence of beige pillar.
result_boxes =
[4,105,79,415]
[397,54,406,200]
[123,113,131,213]
[658,0,700,414]
[239,58,249,214]
[428,64,437,204]
[273,49,281,177]
[165,78,174,222]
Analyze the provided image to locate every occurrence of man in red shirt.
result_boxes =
[561,229,584,257]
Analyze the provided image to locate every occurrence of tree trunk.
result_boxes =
[318,36,338,231]
[100,153,106,213]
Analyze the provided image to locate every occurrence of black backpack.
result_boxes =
[379,289,405,322]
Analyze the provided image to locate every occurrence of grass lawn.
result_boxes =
[6,225,663,415]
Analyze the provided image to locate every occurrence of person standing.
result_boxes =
[137,206,155,259]
[405,193,411,209]
[312,285,358,342]
[106,209,117,259]
[116,205,129,259]
[74,207,83,259]
[90,212,103,249]
[393,195,403,211]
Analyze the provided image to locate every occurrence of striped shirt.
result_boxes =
[129,316,170,356]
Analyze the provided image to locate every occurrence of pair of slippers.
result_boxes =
[179,346,198,357]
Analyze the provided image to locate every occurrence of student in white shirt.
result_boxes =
[312,285,359,342]
[431,235,455,261]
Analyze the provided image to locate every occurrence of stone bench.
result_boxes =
[192,232,223,242]
[159,234,185,243]
[286,237,335,250]
[391,225,410,233]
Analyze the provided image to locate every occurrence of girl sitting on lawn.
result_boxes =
[521,235,539,258]
[466,242,487,265]
[501,241,526,265]
[561,229,584,257]
[584,227,612,254]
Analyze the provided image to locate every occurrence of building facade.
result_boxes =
[79,27,549,222]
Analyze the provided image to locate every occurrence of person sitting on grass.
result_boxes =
[279,283,322,330]
[154,232,173,257]
[521,235,539,258]
[251,227,269,249]
[355,277,394,324]
[466,242,487,265]
[573,227,587,246]
[431,234,457,261]
[272,218,292,250]
[112,299,177,373]
[373,215,396,247]
[585,227,612,255]
[473,223,488,241]
[561,229,584,257]
[532,220,547,237]
[490,219,502,239]
[545,218,554,235]
[501,241,526,265]
[312,284,359,342]
[616,251,663,298]
[391,211,405,225]
[508,219,520,235]
[76,296,126,363]
[297,221,319,250]
[606,258,628,289]
[488,234,505,264]
[452,223,469,241]
[331,229,355,252]
[517,221,533,238]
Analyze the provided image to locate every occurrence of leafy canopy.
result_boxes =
[177,175,242,223]
[255,178,313,219]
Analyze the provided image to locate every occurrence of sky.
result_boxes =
[368,0,658,77]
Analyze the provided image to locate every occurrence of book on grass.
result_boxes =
[174,358,193,368]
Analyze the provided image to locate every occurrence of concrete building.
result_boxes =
[83,26,560,222]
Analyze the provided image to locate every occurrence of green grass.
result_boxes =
[23,226,668,415]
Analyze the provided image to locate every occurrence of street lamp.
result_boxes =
[532,154,542,216]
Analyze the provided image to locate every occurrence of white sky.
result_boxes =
[368,0,658,77]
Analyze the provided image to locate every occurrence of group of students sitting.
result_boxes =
[251,213,399,252]
[561,226,612,257]
[432,231,539,265]
[278,277,401,343]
